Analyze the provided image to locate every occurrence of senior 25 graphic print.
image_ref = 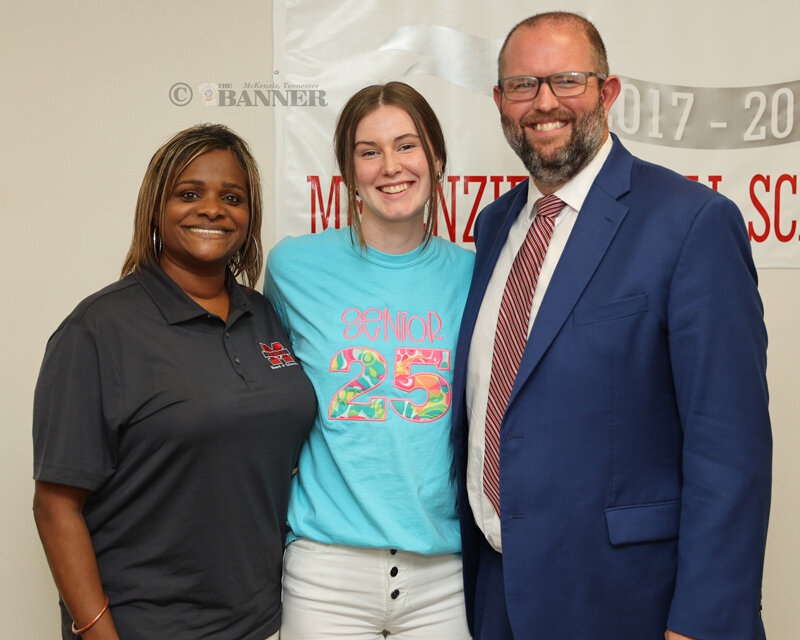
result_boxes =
[328,306,452,423]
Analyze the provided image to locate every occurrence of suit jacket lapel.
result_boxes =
[506,139,633,411]
[454,181,529,404]
[469,182,529,319]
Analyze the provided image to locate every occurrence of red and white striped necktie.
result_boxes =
[483,194,565,515]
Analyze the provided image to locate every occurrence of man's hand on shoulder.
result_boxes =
[666,630,698,640]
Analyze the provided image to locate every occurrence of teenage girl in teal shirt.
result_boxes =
[266,82,473,639]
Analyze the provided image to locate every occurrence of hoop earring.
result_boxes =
[249,233,261,265]
[152,228,162,257]
[229,234,260,272]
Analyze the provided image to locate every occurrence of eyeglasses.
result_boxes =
[498,72,606,101]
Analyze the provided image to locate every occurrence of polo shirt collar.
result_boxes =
[133,260,252,325]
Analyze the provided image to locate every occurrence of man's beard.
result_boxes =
[501,96,606,188]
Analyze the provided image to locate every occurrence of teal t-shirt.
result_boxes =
[265,228,474,555]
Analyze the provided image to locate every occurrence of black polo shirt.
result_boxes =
[33,261,315,640]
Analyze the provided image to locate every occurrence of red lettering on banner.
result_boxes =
[685,175,722,191]
[490,176,505,200]
[435,176,460,242]
[464,176,487,243]
[749,174,771,242]
[308,175,344,233]
[305,174,800,245]
[308,175,529,242]
[749,174,799,243]
[775,174,798,242]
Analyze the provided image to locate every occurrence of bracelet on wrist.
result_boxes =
[71,594,110,635]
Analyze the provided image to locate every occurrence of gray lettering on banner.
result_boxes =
[610,76,800,149]
[172,82,328,108]
[204,86,327,107]
[378,25,798,150]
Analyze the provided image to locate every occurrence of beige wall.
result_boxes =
[2,1,796,637]
[1,1,276,635]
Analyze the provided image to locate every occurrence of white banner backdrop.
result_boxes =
[269,0,799,268]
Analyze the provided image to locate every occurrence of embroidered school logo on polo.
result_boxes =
[260,342,298,369]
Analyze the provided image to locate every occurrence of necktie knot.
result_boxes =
[535,194,565,220]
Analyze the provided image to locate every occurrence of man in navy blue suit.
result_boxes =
[452,11,771,640]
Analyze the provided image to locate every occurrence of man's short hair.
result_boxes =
[498,11,610,80]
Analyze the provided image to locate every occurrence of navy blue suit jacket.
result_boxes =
[452,136,771,639]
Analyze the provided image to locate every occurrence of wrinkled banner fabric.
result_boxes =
[272,0,800,267]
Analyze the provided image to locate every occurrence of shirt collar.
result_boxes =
[132,260,252,325]
[525,135,614,219]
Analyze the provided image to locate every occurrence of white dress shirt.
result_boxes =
[465,137,613,552]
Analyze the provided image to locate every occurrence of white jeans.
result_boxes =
[281,539,471,639]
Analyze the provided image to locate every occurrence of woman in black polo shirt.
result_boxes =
[32,124,315,640]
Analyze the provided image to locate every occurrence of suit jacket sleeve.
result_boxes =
[665,195,771,639]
